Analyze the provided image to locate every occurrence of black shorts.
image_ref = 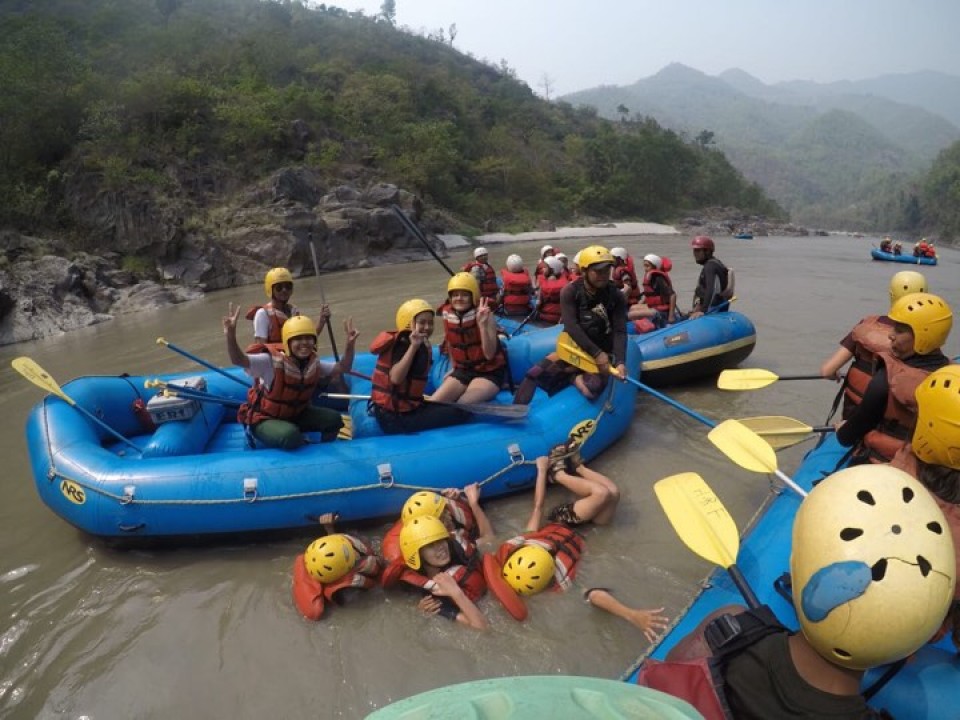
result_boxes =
[450,365,506,389]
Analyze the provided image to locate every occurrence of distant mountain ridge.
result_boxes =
[561,64,960,226]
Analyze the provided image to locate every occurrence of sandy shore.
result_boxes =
[438,221,679,248]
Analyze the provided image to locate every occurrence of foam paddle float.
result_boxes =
[654,472,760,608]
[717,368,826,391]
[12,357,143,454]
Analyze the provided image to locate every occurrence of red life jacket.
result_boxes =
[613,265,641,305]
[237,344,321,425]
[291,535,382,621]
[842,316,893,418]
[462,261,499,302]
[641,269,673,312]
[537,275,568,324]
[369,331,430,413]
[442,308,506,374]
[245,301,298,344]
[500,268,533,315]
[382,531,486,602]
[496,523,584,592]
[858,351,932,463]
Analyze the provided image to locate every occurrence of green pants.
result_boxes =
[251,406,343,450]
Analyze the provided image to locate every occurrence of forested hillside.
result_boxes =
[563,64,960,234]
[0,0,781,243]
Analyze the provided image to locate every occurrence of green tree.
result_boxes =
[379,0,396,25]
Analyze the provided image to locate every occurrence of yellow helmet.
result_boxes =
[913,365,960,469]
[395,299,434,332]
[888,270,927,306]
[888,292,952,355]
[501,544,555,596]
[447,272,479,305]
[264,267,294,299]
[401,491,447,523]
[399,515,449,570]
[304,534,357,584]
[281,315,317,354]
[577,245,614,271]
[791,465,955,670]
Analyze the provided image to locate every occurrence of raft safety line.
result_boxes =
[40,378,614,508]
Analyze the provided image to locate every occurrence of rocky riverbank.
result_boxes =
[0,170,440,346]
[0,175,842,347]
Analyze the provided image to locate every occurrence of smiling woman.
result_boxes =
[223,307,348,449]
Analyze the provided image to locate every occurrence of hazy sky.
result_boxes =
[326,0,960,96]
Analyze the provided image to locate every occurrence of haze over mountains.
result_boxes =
[562,65,960,227]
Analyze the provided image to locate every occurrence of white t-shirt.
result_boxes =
[252,305,300,340]
[245,352,334,391]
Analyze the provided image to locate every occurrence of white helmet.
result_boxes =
[555,252,567,262]
[505,254,523,272]
[544,256,563,275]
[610,247,628,261]
[540,245,555,259]
[473,247,489,260]
[572,251,582,267]
[643,253,662,270]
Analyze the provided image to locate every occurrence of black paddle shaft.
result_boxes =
[391,205,456,276]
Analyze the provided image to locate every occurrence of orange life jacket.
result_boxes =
[291,535,382,621]
[842,316,892,418]
[613,264,641,305]
[462,261,499,301]
[237,344,321,425]
[641,269,673,312]
[442,308,506,374]
[858,352,932,463]
[537,275,568,324]
[245,301,298,344]
[369,330,430,413]
[500,268,533,315]
[496,523,584,592]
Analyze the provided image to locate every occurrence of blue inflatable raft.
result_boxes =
[622,435,960,720]
[22,332,639,540]
[871,248,938,266]
[497,311,756,387]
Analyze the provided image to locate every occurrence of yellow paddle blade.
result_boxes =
[717,368,779,390]
[654,472,738,569]
[337,415,353,441]
[737,415,814,435]
[737,415,815,450]
[555,331,600,373]
[11,357,75,406]
[707,419,778,474]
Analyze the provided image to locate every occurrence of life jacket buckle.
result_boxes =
[704,613,742,653]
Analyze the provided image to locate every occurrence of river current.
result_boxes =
[1,233,956,718]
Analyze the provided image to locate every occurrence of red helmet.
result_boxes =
[691,235,715,251]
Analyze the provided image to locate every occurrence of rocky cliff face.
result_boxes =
[0,169,442,346]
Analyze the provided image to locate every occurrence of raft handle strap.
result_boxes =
[377,463,395,488]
